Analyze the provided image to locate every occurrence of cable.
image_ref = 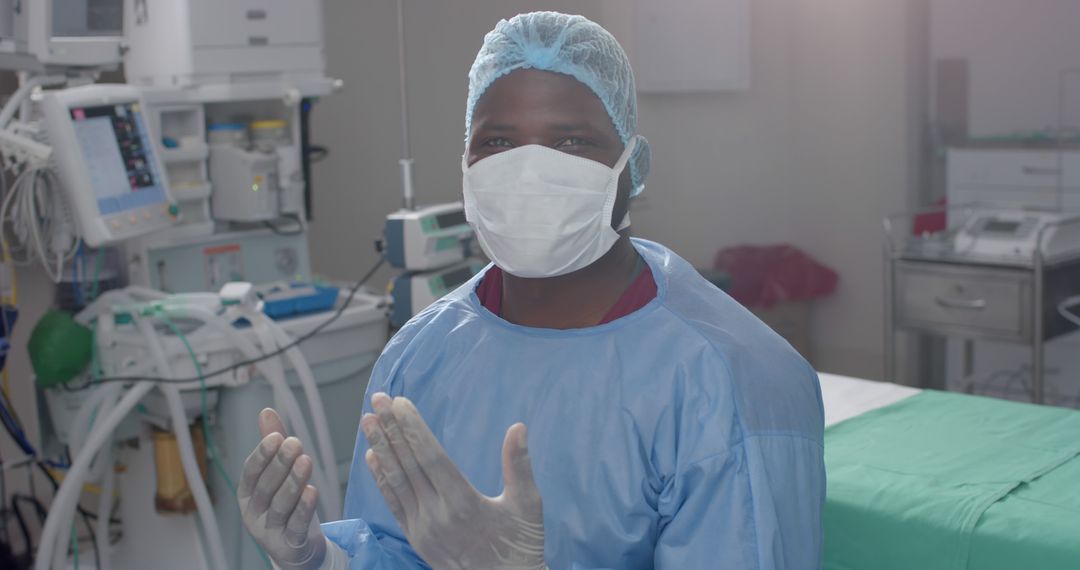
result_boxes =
[70,523,78,569]
[10,494,33,557]
[153,311,236,493]
[36,461,100,570]
[0,232,19,423]
[36,398,133,570]
[1058,295,1080,327]
[0,391,32,456]
[78,257,385,387]
[0,166,80,282]
[73,244,86,308]
[89,248,104,303]
[0,447,7,548]
[153,311,274,569]
[0,368,23,439]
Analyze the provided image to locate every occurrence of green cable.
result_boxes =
[152,310,273,569]
[83,324,104,433]
[153,310,236,494]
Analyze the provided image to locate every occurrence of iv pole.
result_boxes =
[396,0,416,211]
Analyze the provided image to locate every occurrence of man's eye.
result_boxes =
[482,138,513,148]
[555,137,594,149]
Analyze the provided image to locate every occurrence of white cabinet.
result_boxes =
[189,0,322,48]
[947,148,1080,212]
[124,0,325,88]
[943,147,1080,409]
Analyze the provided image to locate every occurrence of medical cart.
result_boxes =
[884,205,1080,404]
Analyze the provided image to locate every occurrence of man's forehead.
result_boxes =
[472,69,616,134]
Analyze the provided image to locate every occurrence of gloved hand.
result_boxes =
[362,393,547,570]
[238,408,331,570]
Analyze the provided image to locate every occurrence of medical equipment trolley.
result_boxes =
[884,205,1080,404]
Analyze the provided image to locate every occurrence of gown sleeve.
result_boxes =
[652,346,826,570]
[563,349,825,570]
[649,434,825,569]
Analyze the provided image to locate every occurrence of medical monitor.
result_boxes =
[0,0,123,69]
[42,84,176,247]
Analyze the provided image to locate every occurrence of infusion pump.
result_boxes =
[954,210,1080,262]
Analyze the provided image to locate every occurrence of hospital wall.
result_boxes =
[931,0,1080,137]
[309,0,918,380]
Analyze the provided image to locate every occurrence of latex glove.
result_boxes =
[238,408,334,570]
[362,393,547,570]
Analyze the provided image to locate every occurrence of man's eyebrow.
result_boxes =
[549,122,598,132]
[474,121,613,137]
[477,123,517,132]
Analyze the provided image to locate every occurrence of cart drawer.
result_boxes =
[895,262,1032,341]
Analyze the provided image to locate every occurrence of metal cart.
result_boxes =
[884,205,1080,404]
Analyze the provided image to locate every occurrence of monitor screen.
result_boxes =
[69,102,167,216]
[52,0,124,37]
[983,219,1021,234]
[435,210,467,229]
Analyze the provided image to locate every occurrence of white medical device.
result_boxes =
[36,283,388,570]
[383,202,474,271]
[123,0,326,87]
[15,2,378,569]
[209,144,282,222]
[41,84,178,247]
[0,0,124,70]
[954,210,1080,262]
[390,259,486,327]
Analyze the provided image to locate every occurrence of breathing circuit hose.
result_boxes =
[35,381,154,570]
[160,304,341,519]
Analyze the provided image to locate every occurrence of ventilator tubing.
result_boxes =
[136,316,229,570]
[166,304,342,519]
[37,294,344,568]
[35,381,155,570]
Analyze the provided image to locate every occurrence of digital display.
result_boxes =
[983,220,1021,234]
[52,0,124,37]
[70,103,167,215]
[441,267,474,289]
[435,210,467,229]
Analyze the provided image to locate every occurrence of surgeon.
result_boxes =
[239,11,825,570]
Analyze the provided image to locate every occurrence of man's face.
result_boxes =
[466,69,633,230]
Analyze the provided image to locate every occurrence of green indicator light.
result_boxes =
[252,184,260,192]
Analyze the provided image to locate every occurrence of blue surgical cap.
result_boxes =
[465,11,652,197]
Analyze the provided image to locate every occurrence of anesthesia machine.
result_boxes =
[0,1,390,569]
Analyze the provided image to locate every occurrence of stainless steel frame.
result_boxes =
[884,204,1080,404]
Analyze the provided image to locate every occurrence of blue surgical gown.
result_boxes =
[323,238,825,569]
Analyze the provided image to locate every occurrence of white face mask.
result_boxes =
[462,136,639,278]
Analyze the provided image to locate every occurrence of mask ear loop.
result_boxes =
[606,135,641,231]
